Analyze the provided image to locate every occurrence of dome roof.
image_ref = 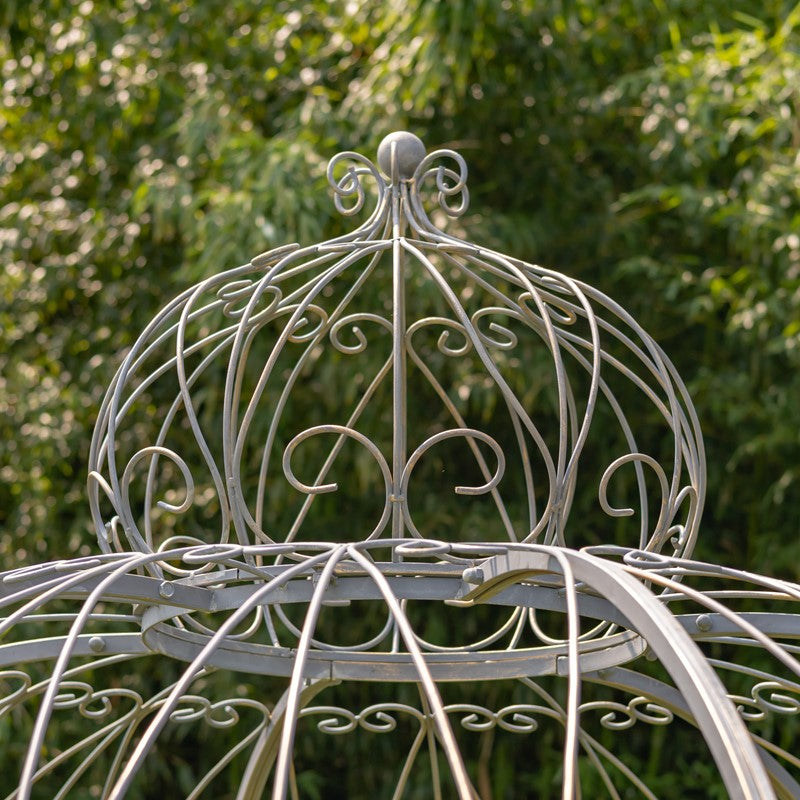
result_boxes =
[88,132,704,567]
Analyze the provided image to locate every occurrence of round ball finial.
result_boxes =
[377,131,426,180]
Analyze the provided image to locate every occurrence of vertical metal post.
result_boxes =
[390,140,407,538]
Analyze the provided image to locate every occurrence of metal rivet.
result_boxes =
[696,614,713,632]
[159,581,175,599]
[462,567,484,585]
[88,636,105,653]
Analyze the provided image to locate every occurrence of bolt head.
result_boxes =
[159,581,175,599]
[462,566,484,585]
[695,613,713,632]
[88,636,105,653]
[377,131,426,180]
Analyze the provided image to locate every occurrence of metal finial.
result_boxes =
[377,130,426,179]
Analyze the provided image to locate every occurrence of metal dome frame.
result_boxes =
[2,132,800,800]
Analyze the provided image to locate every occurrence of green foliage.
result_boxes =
[603,10,800,566]
[2,0,800,796]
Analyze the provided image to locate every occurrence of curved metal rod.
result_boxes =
[405,317,517,541]
[236,680,337,800]
[464,547,776,799]
[225,244,389,544]
[546,548,581,800]
[271,546,348,799]
[399,428,505,540]
[104,547,338,799]
[346,544,478,799]
[16,548,197,800]
[251,240,390,539]
[282,424,393,539]
[401,239,559,541]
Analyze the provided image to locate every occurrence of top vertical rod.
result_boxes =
[390,140,407,537]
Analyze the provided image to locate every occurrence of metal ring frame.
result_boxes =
[2,132,799,799]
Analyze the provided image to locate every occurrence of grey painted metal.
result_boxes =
[584,666,800,799]
[236,679,337,800]
[2,132,800,798]
[85,132,705,562]
[457,548,776,798]
[4,542,800,798]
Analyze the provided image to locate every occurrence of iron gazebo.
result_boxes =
[2,132,800,799]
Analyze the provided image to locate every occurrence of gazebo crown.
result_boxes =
[87,131,704,568]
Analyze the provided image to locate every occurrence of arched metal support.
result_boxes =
[454,548,777,800]
[585,666,800,800]
[236,679,337,800]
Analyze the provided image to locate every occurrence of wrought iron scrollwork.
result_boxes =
[7,132,799,799]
